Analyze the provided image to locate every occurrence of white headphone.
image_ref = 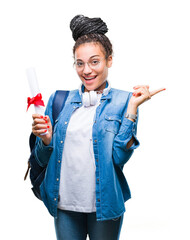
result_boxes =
[82,91,97,107]
[79,81,111,107]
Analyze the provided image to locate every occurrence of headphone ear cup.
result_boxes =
[82,91,98,107]
[89,91,97,106]
[82,92,90,107]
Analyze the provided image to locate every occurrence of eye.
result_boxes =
[91,60,100,66]
[76,61,84,67]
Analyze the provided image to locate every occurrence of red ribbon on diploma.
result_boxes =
[27,93,45,111]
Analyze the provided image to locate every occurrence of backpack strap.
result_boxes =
[52,90,69,125]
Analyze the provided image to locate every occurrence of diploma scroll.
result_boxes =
[26,67,48,135]
[26,67,45,115]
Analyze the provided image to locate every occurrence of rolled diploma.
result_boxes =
[26,67,47,135]
[26,67,45,115]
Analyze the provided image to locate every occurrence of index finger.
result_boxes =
[150,88,166,97]
[32,114,44,120]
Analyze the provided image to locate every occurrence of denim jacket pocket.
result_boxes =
[105,114,122,134]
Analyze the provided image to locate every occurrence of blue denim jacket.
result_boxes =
[35,87,140,221]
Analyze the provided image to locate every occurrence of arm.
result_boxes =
[113,85,166,167]
[33,92,55,167]
[126,97,138,149]
[112,95,140,167]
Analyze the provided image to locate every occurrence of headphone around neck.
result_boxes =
[79,81,111,107]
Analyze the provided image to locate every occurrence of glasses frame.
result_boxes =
[73,57,106,71]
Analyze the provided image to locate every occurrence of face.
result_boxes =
[74,43,112,92]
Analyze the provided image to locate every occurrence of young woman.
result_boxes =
[32,15,165,240]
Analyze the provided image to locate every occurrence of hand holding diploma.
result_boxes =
[26,67,52,145]
[32,114,52,146]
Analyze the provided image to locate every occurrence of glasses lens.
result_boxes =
[89,59,100,69]
[75,61,84,68]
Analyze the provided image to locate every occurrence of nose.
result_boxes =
[83,62,92,75]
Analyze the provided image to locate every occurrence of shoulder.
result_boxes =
[48,89,78,101]
[111,88,132,95]
[110,88,133,103]
[67,89,78,97]
[48,89,81,105]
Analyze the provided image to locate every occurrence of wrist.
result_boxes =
[127,103,137,115]
[126,103,138,122]
[42,136,52,146]
[125,113,137,122]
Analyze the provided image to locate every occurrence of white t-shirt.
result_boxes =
[58,94,102,212]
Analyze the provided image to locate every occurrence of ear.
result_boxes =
[106,55,113,68]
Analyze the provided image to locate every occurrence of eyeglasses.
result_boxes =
[74,58,105,71]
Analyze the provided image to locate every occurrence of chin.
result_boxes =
[84,85,96,92]
[81,81,97,92]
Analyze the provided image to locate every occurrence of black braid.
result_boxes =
[70,15,113,58]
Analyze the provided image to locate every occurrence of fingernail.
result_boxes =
[44,116,47,120]
[47,126,50,129]
[164,88,166,90]
[133,93,136,96]
[40,116,44,118]
[44,129,47,133]
[45,120,48,123]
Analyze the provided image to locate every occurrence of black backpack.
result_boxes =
[24,90,69,200]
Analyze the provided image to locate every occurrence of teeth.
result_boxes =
[84,76,96,80]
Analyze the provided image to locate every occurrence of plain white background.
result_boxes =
[0,0,189,239]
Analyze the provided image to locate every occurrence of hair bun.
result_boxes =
[70,15,108,41]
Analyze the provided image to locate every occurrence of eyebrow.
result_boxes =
[76,55,100,61]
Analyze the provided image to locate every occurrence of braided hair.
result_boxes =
[70,15,113,59]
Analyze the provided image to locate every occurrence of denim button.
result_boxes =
[60,141,63,143]
[65,122,68,125]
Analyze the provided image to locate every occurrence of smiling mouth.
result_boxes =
[83,75,97,81]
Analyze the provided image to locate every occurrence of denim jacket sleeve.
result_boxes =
[34,92,55,167]
[112,93,140,167]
